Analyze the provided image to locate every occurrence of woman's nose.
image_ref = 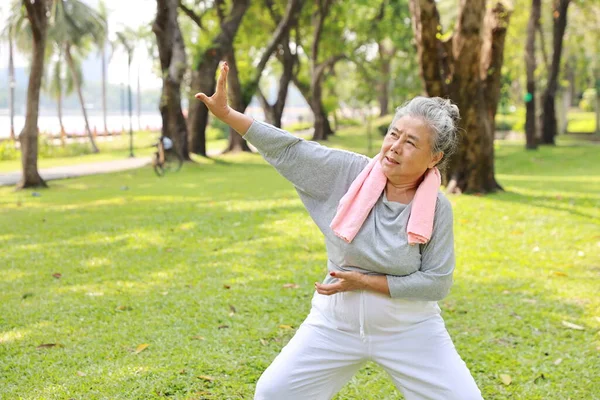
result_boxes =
[390,139,403,153]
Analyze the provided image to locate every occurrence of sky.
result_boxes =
[0,0,162,89]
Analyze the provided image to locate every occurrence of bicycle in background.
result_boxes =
[152,136,183,177]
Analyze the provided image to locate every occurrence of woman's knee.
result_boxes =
[253,370,290,400]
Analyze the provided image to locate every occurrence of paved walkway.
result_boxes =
[0,157,153,186]
[0,146,236,187]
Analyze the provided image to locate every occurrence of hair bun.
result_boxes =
[437,98,460,124]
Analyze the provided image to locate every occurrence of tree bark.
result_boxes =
[222,0,303,152]
[524,0,540,149]
[224,50,251,152]
[260,1,302,128]
[541,0,571,145]
[8,25,16,141]
[58,88,66,146]
[410,0,511,194]
[310,0,336,141]
[154,0,190,160]
[18,0,49,188]
[186,0,250,156]
[65,43,99,153]
[101,44,109,135]
[293,75,333,139]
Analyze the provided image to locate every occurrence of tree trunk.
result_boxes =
[260,2,302,128]
[310,0,336,141]
[58,89,66,147]
[377,41,393,117]
[524,0,540,150]
[293,75,333,140]
[222,0,303,152]
[18,0,49,189]
[8,25,16,141]
[186,0,250,156]
[65,44,99,153]
[410,0,511,194]
[153,0,191,160]
[127,54,134,157]
[541,0,571,145]
[311,76,333,141]
[101,44,109,135]
[596,74,600,135]
[224,51,251,153]
[137,63,142,132]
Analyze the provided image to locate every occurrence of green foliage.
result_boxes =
[579,89,597,112]
[0,140,19,161]
[284,121,313,132]
[207,117,230,140]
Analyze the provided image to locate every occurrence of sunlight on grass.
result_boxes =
[1,125,599,399]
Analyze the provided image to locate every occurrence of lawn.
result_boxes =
[1,122,599,399]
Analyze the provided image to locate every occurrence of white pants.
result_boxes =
[255,290,483,400]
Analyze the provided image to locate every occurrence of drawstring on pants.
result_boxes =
[359,290,366,342]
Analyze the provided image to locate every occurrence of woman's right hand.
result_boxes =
[195,62,231,121]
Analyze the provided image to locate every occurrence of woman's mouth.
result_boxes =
[384,156,400,165]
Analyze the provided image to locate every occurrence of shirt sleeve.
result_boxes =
[243,119,368,204]
[386,194,455,301]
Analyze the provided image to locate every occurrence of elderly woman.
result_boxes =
[195,63,483,400]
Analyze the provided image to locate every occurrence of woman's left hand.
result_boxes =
[314,271,366,295]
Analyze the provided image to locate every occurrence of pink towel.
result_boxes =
[330,154,441,245]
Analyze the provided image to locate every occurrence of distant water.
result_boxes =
[0,106,313,138]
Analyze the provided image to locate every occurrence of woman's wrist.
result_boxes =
[361,274,391,296]
[222,108,253,136]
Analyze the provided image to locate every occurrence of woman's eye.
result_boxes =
[407,141,415,146]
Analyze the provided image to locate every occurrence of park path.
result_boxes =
[0,157,153,187]
[0,129,315,187]
[0,149,232,186]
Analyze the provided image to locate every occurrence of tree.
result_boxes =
[409,0,512,193]
[45,44,80,145]
[7,21,17,141]
[116,29,136,157]
[153,0,190,160]
[18,0,50,189]
[541,0,571,144]
[223,0,303,152]
[98,0,110,136]
[183,0,250,156]
[525,0,541,150]
[306,0,344,141]
[48,0,107,153]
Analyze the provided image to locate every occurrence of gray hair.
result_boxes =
[387,96,460,173]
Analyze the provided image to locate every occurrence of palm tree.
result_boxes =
[7,22,17,141]
[116,28,136,157]
[45,44,80,146]
[97,0,111,136]
[48,0,107,153]
[18,0,50,188]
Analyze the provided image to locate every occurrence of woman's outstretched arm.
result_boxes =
[195,62,368,204]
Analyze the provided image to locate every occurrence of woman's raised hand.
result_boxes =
[195,62,231,121]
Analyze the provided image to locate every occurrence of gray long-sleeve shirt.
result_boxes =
[243,120,455,301]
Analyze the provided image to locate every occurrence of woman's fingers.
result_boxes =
[315,282,340,296]
[194,92,209,103]
[217,62,228,94]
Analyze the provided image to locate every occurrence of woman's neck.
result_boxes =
[385,181,417,203]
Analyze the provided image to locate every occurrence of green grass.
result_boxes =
[1,125,599,399]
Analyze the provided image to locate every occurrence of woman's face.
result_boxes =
[379,116,443,183]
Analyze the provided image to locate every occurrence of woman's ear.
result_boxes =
[429,151,443,169]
